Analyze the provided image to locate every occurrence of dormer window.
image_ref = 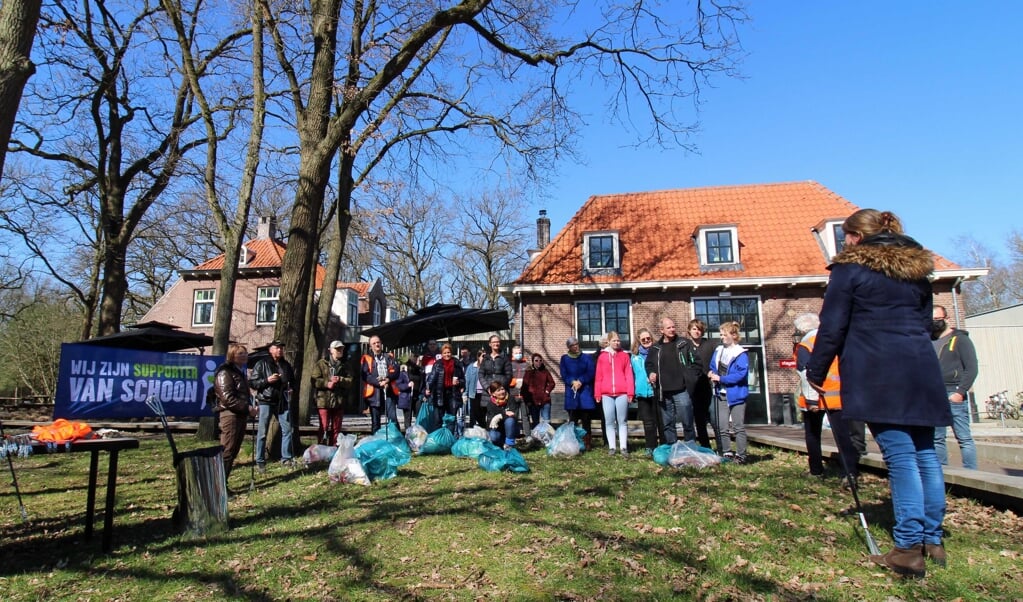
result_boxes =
[812,219,847,260]
[583,231,621,274]
[694,225,740,269]
[238,245,251,267]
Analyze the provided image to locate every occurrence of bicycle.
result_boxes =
[985,390,1021,421]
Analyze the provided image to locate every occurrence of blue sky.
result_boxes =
[537,2,1022,263]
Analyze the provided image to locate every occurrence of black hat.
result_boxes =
[269,339,285,348]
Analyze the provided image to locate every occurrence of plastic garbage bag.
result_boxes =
[376,423,404,446]
[516,436,543,452]
[335,457,371,485]
[327,434,359,480]
[478,447,530,472]
[416,401,438,433]
[302,444,337,466]
[355,438,411,482]
[503,448,530,473]
[652,444,672,466]
[478,447,508,472]
[530,421,556,446]
[547,422,582,457]
[452,437,496,459]
[463,426,489,440]
[419,426,456,455]
[667,441,721,468]
[405,423,428,453]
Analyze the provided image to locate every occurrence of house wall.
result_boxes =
[965,303,1023,404]
[515,283,972,425]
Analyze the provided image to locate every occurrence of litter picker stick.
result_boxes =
[249,408,257,492]
[817,394,882,555]
[145,396,179,464]
[0,418,28,522]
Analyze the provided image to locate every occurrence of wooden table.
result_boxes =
[30,437,140,553]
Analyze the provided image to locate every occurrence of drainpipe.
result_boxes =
[950,277,964,327]
[517,294,524,346]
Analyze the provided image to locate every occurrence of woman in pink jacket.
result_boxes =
[595,331,635,456]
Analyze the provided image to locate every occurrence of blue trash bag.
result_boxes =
[416,401,438,433]
[652,444,673,466]
[375,423,404,446]
[478,447,508,472]
[419,427,456,455]
[451,437,497,459]
[503,448,530,473]
[355,438,411,482]
[574,425,588,450]
[442,413,457,430]
[547,422,582,457]
[665,441,721,468]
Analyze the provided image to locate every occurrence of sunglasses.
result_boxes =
[640,337,652,342]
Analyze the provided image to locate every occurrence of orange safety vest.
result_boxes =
[32,419,93,443]
[795,334,842,410]
[361,354,398,399]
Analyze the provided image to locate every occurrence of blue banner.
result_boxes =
[54,343,226,419]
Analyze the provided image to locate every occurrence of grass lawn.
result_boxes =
[1,434,1021,601]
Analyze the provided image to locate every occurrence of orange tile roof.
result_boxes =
[191,238,330,288]
[193,238,286,270]
[517,181,960,285]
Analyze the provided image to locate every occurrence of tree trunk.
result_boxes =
[0,0,42,184]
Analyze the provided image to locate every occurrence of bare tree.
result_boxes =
[351,184,448,316]
[8,0,217,335]
[267,0,746,390]
[0,0,42,184]
[451,187,531,310]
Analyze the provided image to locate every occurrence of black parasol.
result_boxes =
[77,320,213,353]
[361,304,509,348]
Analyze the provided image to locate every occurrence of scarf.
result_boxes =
[637,345,650,359]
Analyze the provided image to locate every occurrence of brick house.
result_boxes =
[499,181,985,424]
[142,217,387,351]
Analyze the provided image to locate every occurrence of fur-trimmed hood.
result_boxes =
[830,232,934,281]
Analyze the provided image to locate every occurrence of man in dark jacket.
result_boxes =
[249,340,296,471]
[931,305,979,470]
[678,319,717,449]
[646,317,695,444]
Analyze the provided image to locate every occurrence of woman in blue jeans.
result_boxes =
[806,208,952,579]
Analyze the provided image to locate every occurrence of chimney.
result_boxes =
[536,209,550,249]
[256,215,277,240]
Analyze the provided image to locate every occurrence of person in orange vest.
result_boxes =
[361,335,399,433]
[794,313,861,486]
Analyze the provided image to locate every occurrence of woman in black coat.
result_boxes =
[806,208,951,578]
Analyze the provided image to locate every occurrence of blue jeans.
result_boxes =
[255,402,293,464]
[370,399,398,433]
[528,403,551,432]
[871,423,945,549]
[488,416,518,446]
[660,389,695,444]
[933,397,977,470]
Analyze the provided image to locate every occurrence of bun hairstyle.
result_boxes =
[842,208,905,239]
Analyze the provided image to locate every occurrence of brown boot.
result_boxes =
[923,543,947,567]
[869,545,925,578]
[583,434,593,451]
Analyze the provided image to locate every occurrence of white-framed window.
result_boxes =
[695,225,739,266]
[256,286,279,325]
[582,231,620,272]
[192,289,215,326]
[372,299,383,326]
[347,290,359,326]
[575,300,631,352]
[813,219,847,259]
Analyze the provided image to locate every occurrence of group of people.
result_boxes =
[209,208,970,580]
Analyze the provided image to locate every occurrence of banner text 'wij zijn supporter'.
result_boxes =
[54,343,225,419]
